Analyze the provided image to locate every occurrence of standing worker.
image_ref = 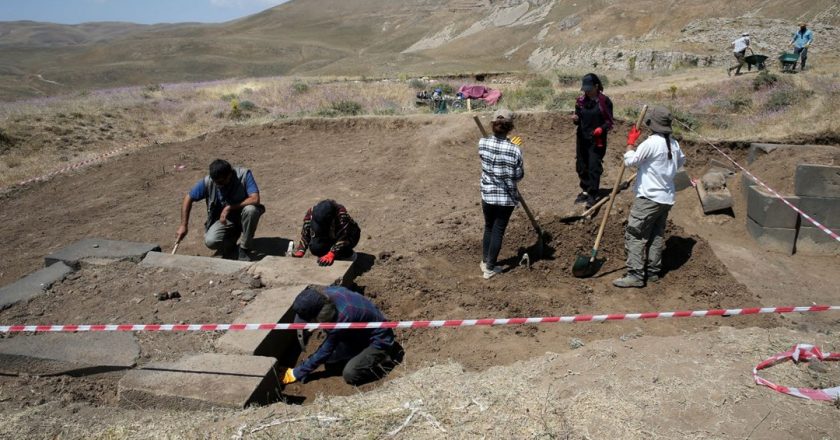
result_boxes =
[478,109,524,280]
[291,200,361,266]
[281,286,404,386]
[572,73,614,209]
[727,32,751,76]
[613,106,686,288]
[175,159,264,261]
[790,22,814,71]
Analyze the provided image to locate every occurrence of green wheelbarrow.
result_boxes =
[744,54,768,71]
[779,52,800,72]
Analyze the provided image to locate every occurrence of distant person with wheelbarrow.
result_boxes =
[613,106,686,288]
[572,73,614,209]
[790,22,814,71]
[478,109,524,280]
[727,32,752,76]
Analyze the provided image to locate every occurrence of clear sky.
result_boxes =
[0,0,290,25]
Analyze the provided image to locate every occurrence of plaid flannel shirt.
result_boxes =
[479,135,524,206]
[295,204,359,255]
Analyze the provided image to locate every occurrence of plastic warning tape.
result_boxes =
[754,343,840,401]
[10,146,129,190]
[0,305,837,333]
[675,119,840,242]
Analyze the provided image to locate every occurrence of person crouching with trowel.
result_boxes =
[281,286,404,386]
[291,199,361,266]
[612,106,686,288]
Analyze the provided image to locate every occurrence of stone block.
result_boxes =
[0,262,74,309]
[746,217,796,254]
[796,228,840,256]
[795,163,840,198]
[746,185,799,229]
[140,252,251,274]
[0,333,139,376]
[707,158,736,177]
[796,196,840,230]
[701,172,727,191]
[696,185,732,214]
[249,255,358,288]
[45,238,160,268]
[118,353,281,410]
[215,285,306,358]
[674,168,692,192]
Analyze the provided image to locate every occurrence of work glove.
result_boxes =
[509,135,523,146]
[282,368,297,385]
[593,127,604,148]
[292,250,305,258]
[593,127,603,137]
[626,126,642,146]
[318,251,336,266]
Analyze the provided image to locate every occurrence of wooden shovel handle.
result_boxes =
[590,105,648,259]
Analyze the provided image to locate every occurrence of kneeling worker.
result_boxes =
[291,199,360,266]
[176,159,264,261]
[282,286,404,386]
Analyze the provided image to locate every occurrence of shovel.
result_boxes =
[473,116,545,258]
[572,105,647,278]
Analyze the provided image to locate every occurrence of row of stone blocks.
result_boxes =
[746,162,840,255]
[0,238,361,409]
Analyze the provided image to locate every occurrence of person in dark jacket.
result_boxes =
[292,200,361,266]
[281,286,404,386]
[572,73,614,209]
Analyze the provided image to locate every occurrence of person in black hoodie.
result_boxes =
[572,73,614,208]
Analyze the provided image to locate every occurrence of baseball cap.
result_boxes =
[492,108,514,122]
[581,74,596,92]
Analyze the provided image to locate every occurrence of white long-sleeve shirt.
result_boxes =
[624,134,686,205]
[732,36,750,53]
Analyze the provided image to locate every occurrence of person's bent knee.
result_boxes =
[241,205,260,216]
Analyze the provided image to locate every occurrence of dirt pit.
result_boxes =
[0,112,824,412]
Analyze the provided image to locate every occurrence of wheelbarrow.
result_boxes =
[744,54,768,71]
[779,52,800,72]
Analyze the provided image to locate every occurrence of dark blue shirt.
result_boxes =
[188,170,259,205]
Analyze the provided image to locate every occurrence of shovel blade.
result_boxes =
[572,254,605,278]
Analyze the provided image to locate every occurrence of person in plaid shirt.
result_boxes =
[281,286,404,386]
[479,109,524,279]
[291,199,361,266]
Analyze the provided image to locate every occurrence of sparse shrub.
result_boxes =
[214,110,226,119]
[398,73,409,82]
[332,100,363,115]
[753,71,779,91]
[220,93,238,102]
[622,107,640,120]
[556,72,578,86]
[436,83,455,94]
[374,108,398,116]
[145,84,163,92]
[724,95,753,113]
[228,99,244,119]
[765,88,805,110]
[239,100,257,111]
[613,78,628,87]
[669,108,699,131]
[409,78,426,89]
[628,55,637,75]
[291,82,309,94]
[669,85,678,100]
[4,156,21,168]
[314,108,339,117]
[504,86,554,110]
[546,91,581,111]
[527,77,552,88]
[0,128,15,154]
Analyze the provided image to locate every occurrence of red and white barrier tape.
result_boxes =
[754,343,840,401]
[9,146,129,190]
[675,119,840,242]
[1,305,837,333]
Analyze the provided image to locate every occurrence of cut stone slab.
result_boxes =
[746,185,800,229]
[701,171,727,191]
[796,196,840,229]
[707,158,736,176]
[140,252,251,274]
[796,227,840,256]
[0,332,139,376]
[249,255,358,287]
[696,184,733,214]
[746,217,796,254]
[215,285,306,358]
[118,353,280,410]
[45,238,160,268]
[0,262,74,309]
[795,163,840,198]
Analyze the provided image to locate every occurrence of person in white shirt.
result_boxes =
[613,106,686,288]
[728,32,752,76]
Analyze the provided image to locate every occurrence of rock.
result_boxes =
[569,338,585,349]
[701,172,727,191]
[240,290,257,302]
[169,291,181,299]
[156,291,169,301]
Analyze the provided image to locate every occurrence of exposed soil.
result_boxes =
[746,145,840,194]
[0,113,837,433]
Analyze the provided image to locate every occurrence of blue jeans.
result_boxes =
[794,47,808,70]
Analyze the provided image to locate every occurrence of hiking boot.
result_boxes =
[585,195,598,209]
[647,273,661,283]
[574,192,589,204]
[612,274,644,288]
[237,247,258,262]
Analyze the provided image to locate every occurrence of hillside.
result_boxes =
[1,0,840,100]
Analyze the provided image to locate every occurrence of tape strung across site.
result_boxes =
[675,119,840,242]
[10,146,129,190]
[753,343,840,401]
[1,305,838,333]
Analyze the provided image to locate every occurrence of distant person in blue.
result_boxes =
[789,22,814,71]
[282,286,404,386]
[176,159,264,261]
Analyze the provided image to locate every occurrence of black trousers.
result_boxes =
[575,135,606,195]
[309,225,361,258]
[482,201,514,269]
[325,339,405,386]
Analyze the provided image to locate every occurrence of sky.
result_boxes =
[0,0,290,25]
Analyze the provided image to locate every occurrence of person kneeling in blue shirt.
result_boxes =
[282,286,404,386]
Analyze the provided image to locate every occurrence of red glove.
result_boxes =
[626,126,642,146]
[318,251,336,266]
[593,127,603,137]
[292,250,305,258]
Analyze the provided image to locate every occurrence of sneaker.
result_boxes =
[647,273,661,283]
[574,192,589,204]
[237,246,257,262]
[480,262,503,275]
[612,274,644,288]
[482,268,497,280]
